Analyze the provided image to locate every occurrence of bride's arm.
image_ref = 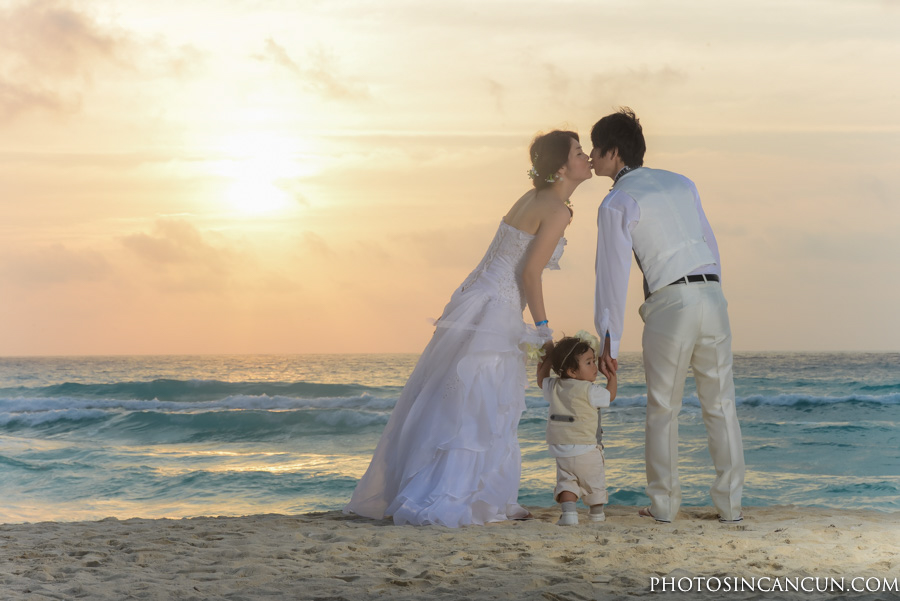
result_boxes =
[521,205,570,327]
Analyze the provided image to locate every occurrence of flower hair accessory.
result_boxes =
[558,330,602,368]
[527,167,562,184]
[574,329,602,356]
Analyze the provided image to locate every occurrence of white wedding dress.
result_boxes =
[344,219,566,527]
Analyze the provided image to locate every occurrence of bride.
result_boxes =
[344,130,593,527]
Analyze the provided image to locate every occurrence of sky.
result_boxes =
[1,0,898,356]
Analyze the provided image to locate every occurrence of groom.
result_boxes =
[590,108,744,523]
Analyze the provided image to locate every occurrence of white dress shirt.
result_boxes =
[594,171,722,359]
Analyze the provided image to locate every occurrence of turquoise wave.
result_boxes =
[0,404,391,439]
[0,379,389,402]
[2,354,898,523]
[2,388,898,443]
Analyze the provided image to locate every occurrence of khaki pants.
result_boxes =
[554,447,608,506]
[639,282,744,521]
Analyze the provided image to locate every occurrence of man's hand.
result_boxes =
[599,335,618,379]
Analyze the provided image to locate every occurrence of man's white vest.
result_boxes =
[615,168,716,294]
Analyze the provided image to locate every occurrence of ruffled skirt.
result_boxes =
[344,286,539,527]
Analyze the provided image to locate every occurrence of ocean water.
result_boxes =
[1,352,898,524]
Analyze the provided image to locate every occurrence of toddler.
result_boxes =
[537,334,617,525]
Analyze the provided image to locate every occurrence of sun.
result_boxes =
[225,160,292,215]
[216,132,311,215]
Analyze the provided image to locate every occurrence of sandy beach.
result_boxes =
[2,505,897,600]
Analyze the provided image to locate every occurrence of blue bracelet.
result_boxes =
[535,320,549,326]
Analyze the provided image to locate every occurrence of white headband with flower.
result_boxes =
[560,330,603,366]
[522,328,601,365]
[573,330,602,356]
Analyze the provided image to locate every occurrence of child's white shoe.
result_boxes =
[589,511,606,522]
[557,511,579,526]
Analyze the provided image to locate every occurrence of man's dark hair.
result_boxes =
[590,107,646,167]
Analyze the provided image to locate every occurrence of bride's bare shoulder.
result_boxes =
[503,189,537,221]
[504,189,569,234]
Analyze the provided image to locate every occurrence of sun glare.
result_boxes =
[225,165,292,215]
[214,132,313,215]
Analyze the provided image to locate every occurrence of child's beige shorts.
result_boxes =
[554,447,608,506]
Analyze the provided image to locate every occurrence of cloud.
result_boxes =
[257,38,370,101]
[0,244,112,286]
[121,220,263,295]
[299,231,334,258]
[276,179,311,207]
[0,0,127,120]
[353,240,392,263]
[486,79,505,112]
[122,219,234,274]
[260,37,299,74]
[160,43,207,80]
[513,63,687,116]
[398,223,496,271]
[587,66,688,103]
[858,175,894,207]
[0,0,124,77]
[762,227,897,266]
[543,65,572,96]
[0,79,72,120]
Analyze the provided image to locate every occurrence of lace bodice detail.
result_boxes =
[458,220,566,307]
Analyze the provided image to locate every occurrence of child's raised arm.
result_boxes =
[536,347,553,389]
[606,370,618,403]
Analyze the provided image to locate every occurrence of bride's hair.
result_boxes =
[550,336,593,379]
[529,130,579,190]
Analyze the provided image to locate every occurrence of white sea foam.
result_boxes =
[0,393,397,418]
[2,390,897,430]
